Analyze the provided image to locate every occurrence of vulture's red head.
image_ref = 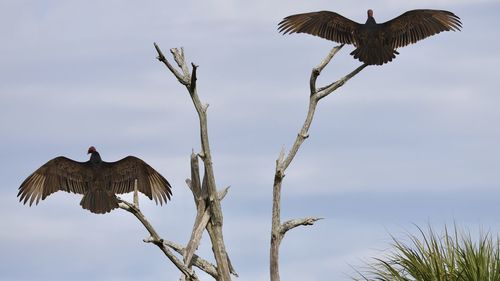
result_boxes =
[87,146,97,154]
[367,9,374,18]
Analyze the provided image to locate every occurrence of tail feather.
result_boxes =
[80,190,119,214]
[350,46,398,65]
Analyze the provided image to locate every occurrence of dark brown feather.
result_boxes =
[18,157,91,206]
[382,9,462,49]
[18,149,172,214]
[278,9,462,65]
[101,156,172,205]
[278,11,360,45]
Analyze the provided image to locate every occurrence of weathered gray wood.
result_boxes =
[155,44,233,281]
[117,200,199,281]
[182,153,207,281]
[183,152,233,280]
[161,239,219,279]
[280,217,324,236]
[270,44,367,281]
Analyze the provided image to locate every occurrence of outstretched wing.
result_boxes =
[278,11,361,45]
[18,157,92,206]
[103,156,172,205]
[383,9,462,49]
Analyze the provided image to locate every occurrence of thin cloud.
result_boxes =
[1,1,499,281]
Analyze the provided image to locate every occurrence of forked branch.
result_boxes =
[118,173,231,281]
[270,44,367,281]
[155,43,233,281]
[118,43,235,281]
[118,199,199,281]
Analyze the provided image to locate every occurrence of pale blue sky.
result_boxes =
[1,1,499,280]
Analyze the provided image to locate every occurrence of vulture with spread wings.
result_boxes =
[18,146,172,214]
[278,9,462,65]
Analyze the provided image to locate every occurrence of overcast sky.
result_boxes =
[1,1,499,280]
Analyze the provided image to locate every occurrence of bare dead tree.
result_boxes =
[117,44,237,281]
[118,43,366,281]
[270,44,368,281]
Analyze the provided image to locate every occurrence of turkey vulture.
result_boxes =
[278,9,462,65]
[18,146,172,214]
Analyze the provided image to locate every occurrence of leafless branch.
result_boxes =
[118,152,233,280]
[280,217,324,236]
[190,63,198,93]
[119,188,232,280]
[117,200,199,281]
[183,153,233,280]
[183,153,207,275]
[155,43,233,281]
[184,207,211,266]
[270,45,367,281]
[171,48,190,78]
[309,44,345,95]
[316,63,368,100]
[161,239,219,279]
[154,42,187,85]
